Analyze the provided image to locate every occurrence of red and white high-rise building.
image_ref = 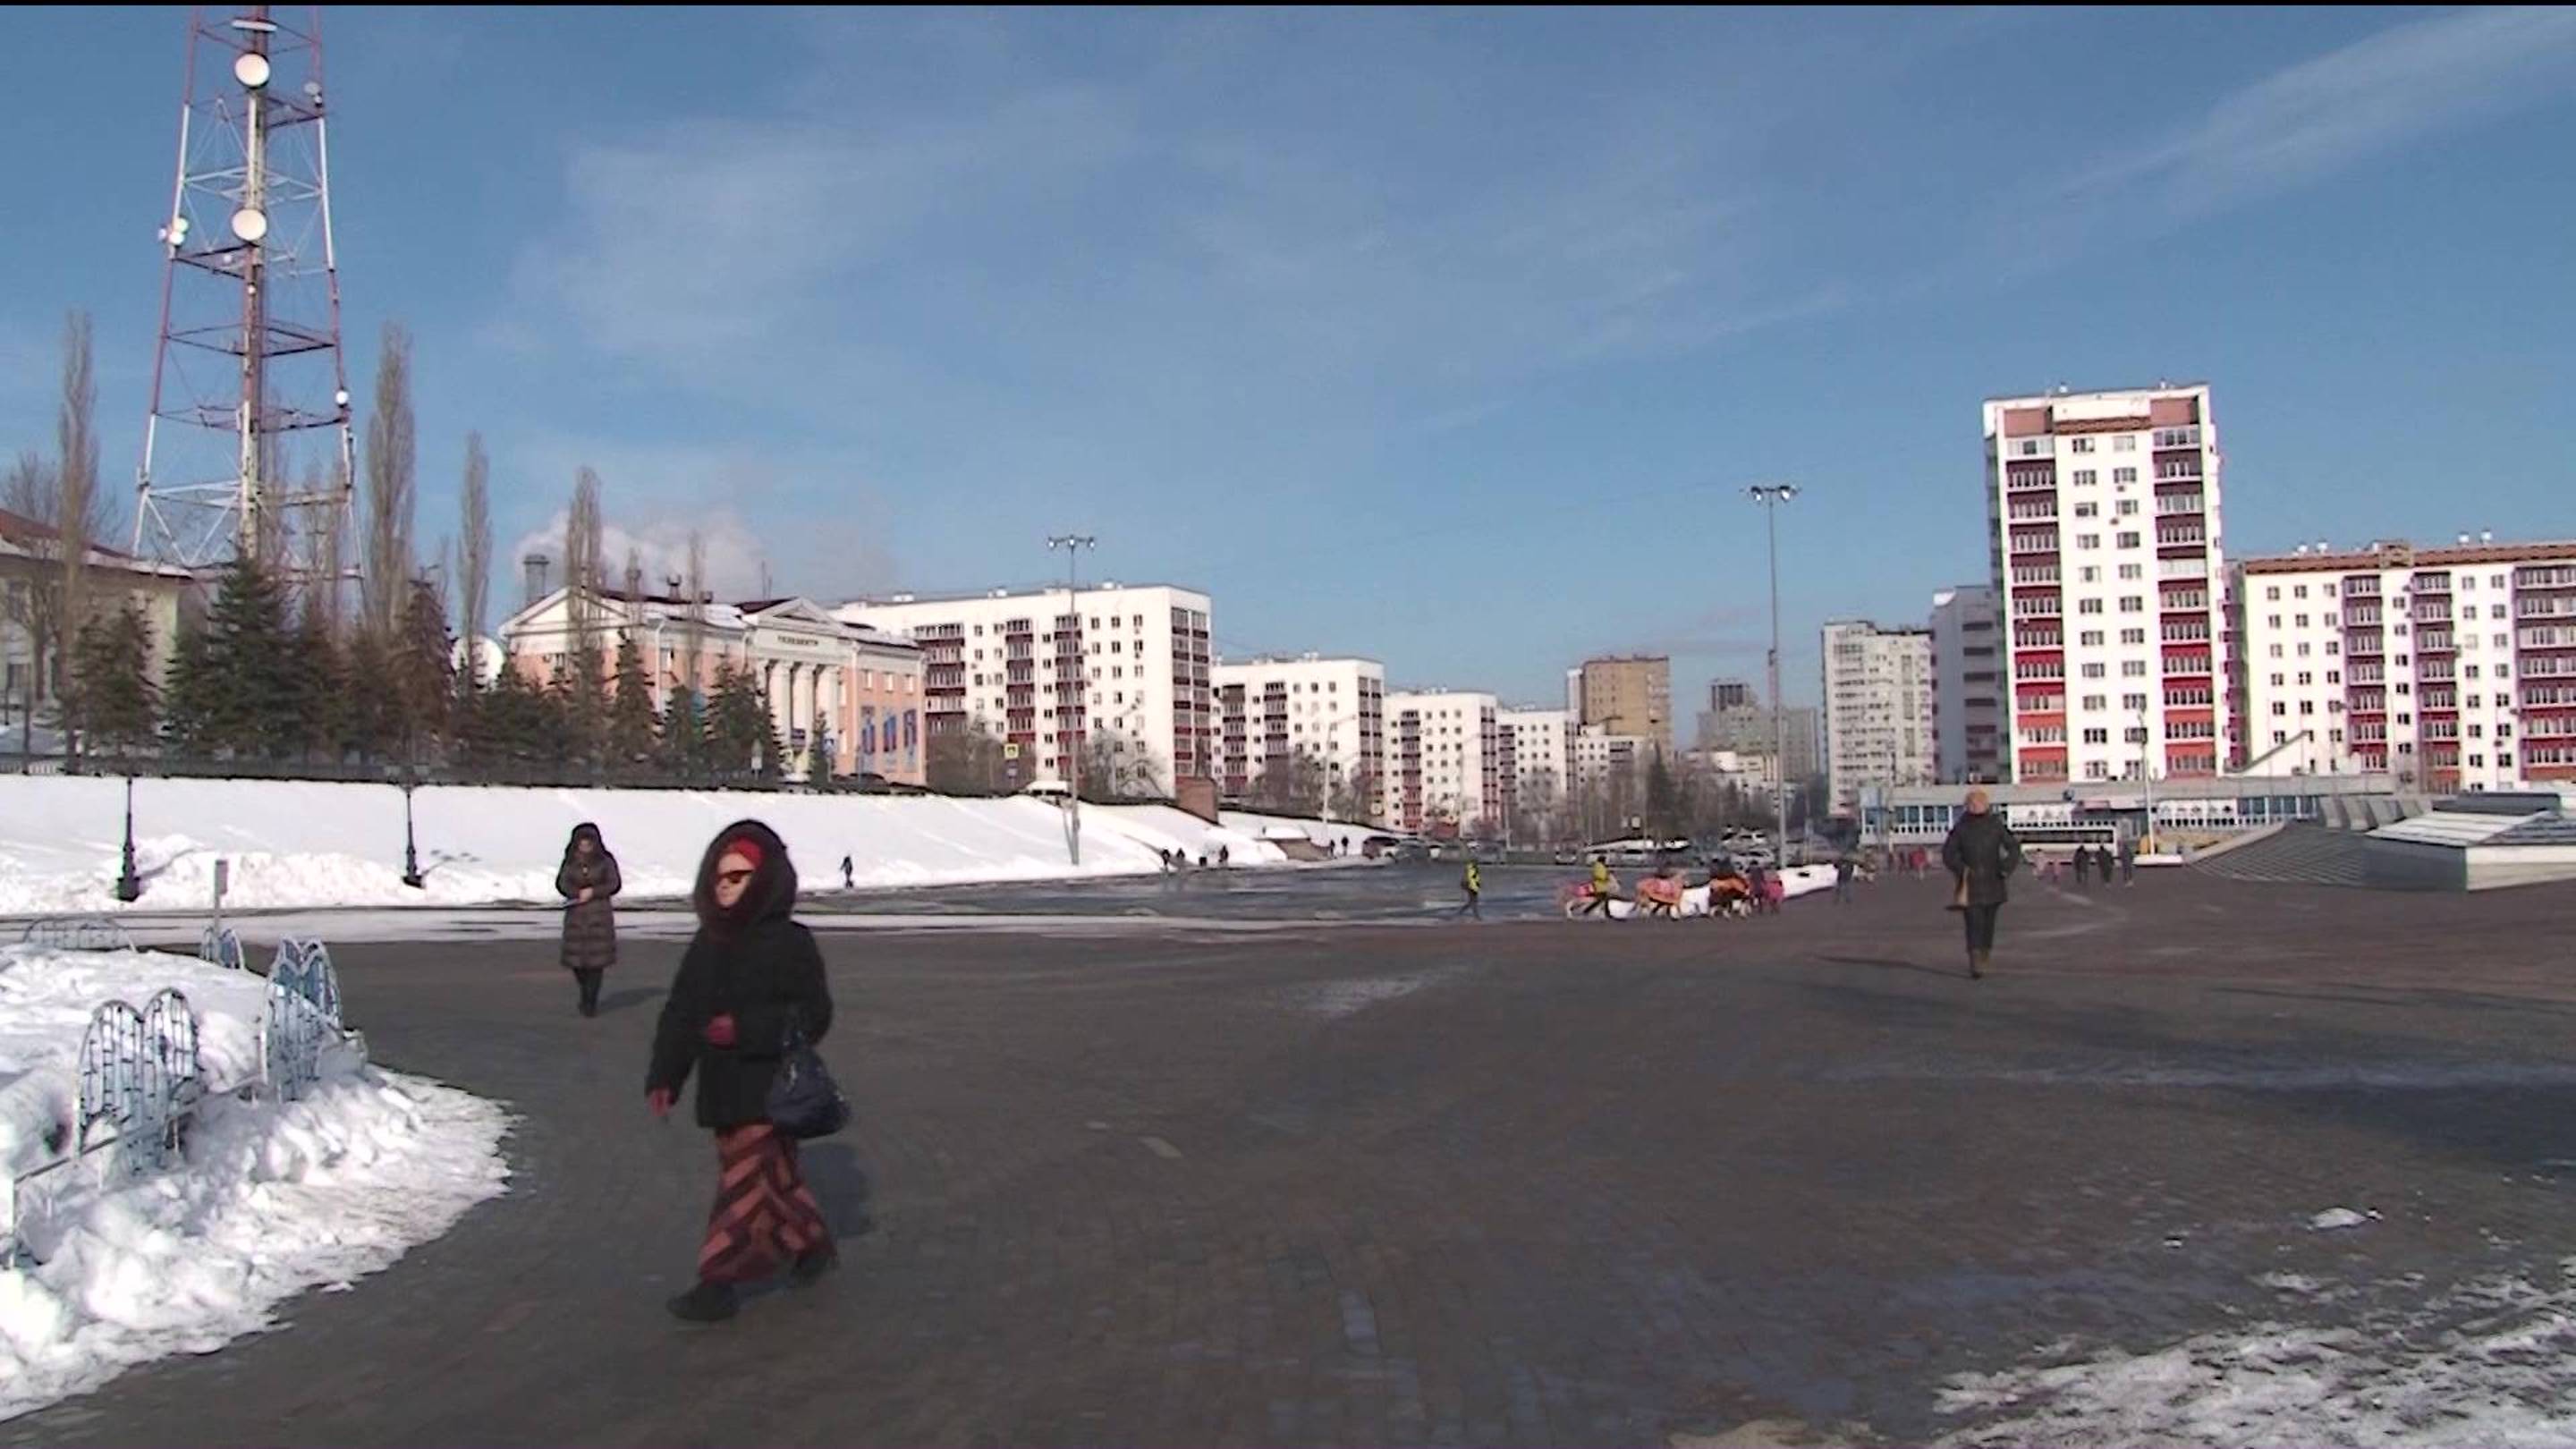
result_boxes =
[2233,537,2576,792]
[1985,384,2228,785]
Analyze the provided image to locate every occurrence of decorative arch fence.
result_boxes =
[2,923,363,1268]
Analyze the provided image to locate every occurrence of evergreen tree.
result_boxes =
[394,579,455,763]
[707,665,780,782]
[187,555,301,758]
[805,724,835,792]
[555,635,609,771]
[160,617,215,758]
[339,627,397,763]
[658,683,707,782]
[292,611,349,764]
[68,605,159,758]
[606,632,658,772]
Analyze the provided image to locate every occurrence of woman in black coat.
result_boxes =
[556,823,622,1017]
[646,819,836,1323]
[1940,788,2025,980]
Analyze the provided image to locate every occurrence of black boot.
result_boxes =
[790,1244,840,1287]
[1970,949,1989,979]
[666,1279,738,1322]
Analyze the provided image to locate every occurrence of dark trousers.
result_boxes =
[1457,891,1481,919]
[573,968,604,1014]
[1962,903,2001,953]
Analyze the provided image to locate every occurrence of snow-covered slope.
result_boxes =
[0,777,1281,914]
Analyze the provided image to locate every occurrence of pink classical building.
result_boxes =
[496,588,926,784]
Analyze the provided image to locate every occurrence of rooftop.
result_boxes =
[838,580,1208,609]
[1986,380,2209,404]
[2240,538,2576,575]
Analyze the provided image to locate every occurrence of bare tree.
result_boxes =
[360,322,416,637]
[681,529,707,691]
[456,431,490,686]
[562,467,605,648]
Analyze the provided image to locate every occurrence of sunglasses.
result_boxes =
[716,868,756,886]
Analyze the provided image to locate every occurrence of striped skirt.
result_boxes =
[698,1123,829,1284]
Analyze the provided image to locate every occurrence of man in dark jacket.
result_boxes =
[647,821,838,1323]
[1940,788,2023,979]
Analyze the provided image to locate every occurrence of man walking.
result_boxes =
[2071,843,2092,888]
[1833,852,1857,905]
[1458,858,1483,920]
[2119,833,2138,886]
[1941,787,2023,980]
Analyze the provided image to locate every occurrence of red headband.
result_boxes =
[722,837,766,871]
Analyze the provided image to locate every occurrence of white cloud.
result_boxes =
[2036,8,2576,250]
[509,506,771,602]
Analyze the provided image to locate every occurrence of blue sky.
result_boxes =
[7,6,2574,714]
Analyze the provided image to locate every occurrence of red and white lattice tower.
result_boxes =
[132,5,355,586]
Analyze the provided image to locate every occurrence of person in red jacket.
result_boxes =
[647,820,837,1323]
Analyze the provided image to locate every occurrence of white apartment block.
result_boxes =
[1987,383,2227,785]
[1929,584,2004,784]
[1570,724,1652,790]
[2235,538,2576,792]
[836,582,1215,792]
[1497,707,1572,810]
[1387,689,1504,835]
[1214,654,1389,822]
[1821,620,1936,809]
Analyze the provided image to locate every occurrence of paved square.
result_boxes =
[12,870,2574,1445]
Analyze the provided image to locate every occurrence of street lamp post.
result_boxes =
[1046,533,1097,865]
[400,768,425,890]
[1749,484,1799,865]
[114,775,142,903]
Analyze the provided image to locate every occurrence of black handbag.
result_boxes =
[766,1022,851,1140]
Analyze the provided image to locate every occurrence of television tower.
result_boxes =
[132,5,356,590]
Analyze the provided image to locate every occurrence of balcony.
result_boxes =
[2343,577,2381,597]
[2518,597,2576,619]
[2515,564,2576,589]
[2416,631,2455,652]
[2419,663,2457,682]
[2154,463,2204,484]
[2010,531,2061,555]
[2163,653,2214,677]
[2161,591,2210,612]
[2155,493,2205,516]
[2010,564,2062,586]
[2343,606,2383,625]
[2005,467,2056,492]
[2348,665,2384,683]
[2006,501,2058,521]
[2346,632,2385,657]
[2152,426,2202,450]
[2155,527,2208,547]
[2160,624,2213,644]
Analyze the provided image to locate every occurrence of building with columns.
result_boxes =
[496,588,926,784]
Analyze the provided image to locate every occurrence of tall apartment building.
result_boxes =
[1695,680,1821,790]
[1986,383,2227,784]
[836,582,1214,792]
[1213,654,1388,822]
[2234,537,2576,792]
[1497,707,1572,811]
[1929,585,2004,783]
[1821,620,1936,809]
[1386,689,1504,835]
[1575,654,1672,744]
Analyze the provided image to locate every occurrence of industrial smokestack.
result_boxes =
[522,551,553,609]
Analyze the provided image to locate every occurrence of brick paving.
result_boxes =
[10,871,2576,1446]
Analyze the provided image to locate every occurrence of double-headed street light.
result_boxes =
[1749,484,1800,865]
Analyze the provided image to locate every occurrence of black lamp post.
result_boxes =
[115,775,142,902]
[400,770,425,890]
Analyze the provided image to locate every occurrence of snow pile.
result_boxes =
[0,776,1280,913]
[2309,1207,2375,1231]
[1937,1260,2576,1447]
[0,945,509,1419]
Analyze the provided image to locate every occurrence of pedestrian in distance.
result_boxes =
[1457,858,1483,920]
[1745,860,1772,915]
[1833,852,1857,905]
[839,853,855,891]
[2119,834,2138,886]
[2072,843,2093,888]
[1218,844,1231,869]
[556,822,621,1018]
[647,821,838,1324]
[1941,787,2024,980]
[1580,856,1620,919]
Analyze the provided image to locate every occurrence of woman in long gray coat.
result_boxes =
[558,822,623,1016]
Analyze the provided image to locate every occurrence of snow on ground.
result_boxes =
[0,945,509,1420]
[0,776,1279,915]
[1936,1260,2576,1447]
